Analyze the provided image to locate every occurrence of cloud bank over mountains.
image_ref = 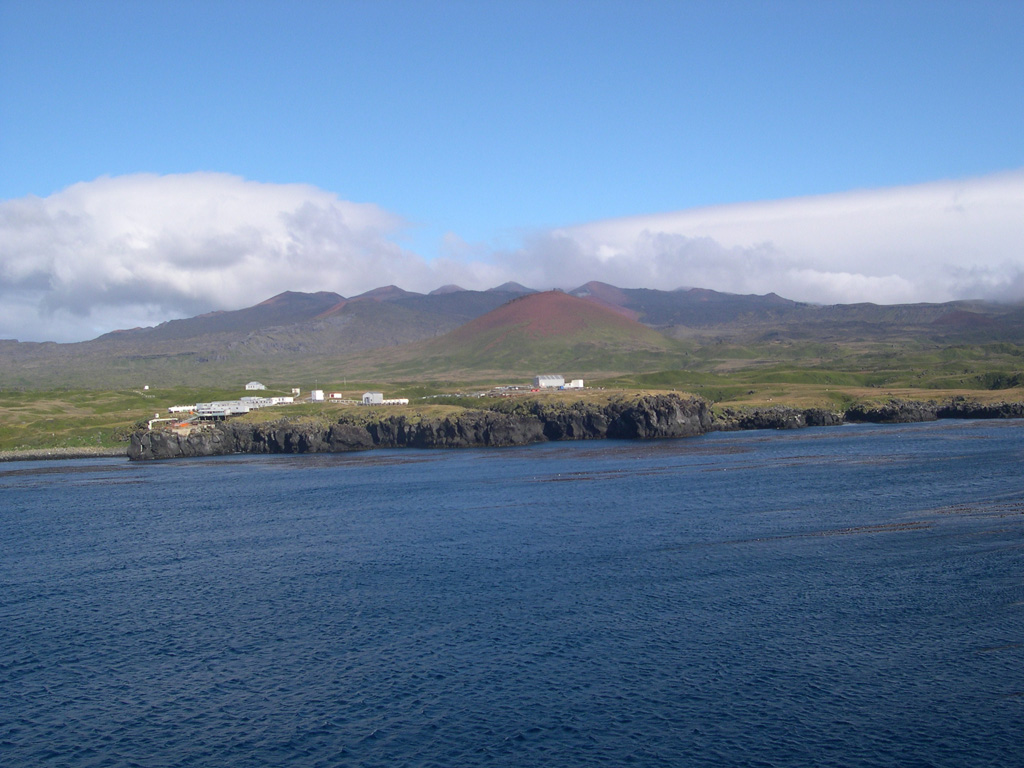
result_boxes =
[1,170,1022,342]
[549,171,1024,306]
[0,174,443,342]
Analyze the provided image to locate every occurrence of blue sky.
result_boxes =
[1,0,1023,341]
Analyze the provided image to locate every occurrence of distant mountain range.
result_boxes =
[93,282,536,348]
[72,279,1024,346]
[3,281,1024,388]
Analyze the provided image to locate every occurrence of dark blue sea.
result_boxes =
[2,420,1023,767]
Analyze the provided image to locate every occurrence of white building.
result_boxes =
[311,389,325,402]
[565,379,584,389]
[245,381,267,391]
[328,392,345,400]
[362,392,409,406]
[240,396,274,408]
[186,395,290,419]
[195,401,253,418]
[534,374,565,389]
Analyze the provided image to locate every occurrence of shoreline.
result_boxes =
[7,397,1024,463]
[127,395,1024,461]
[0,446,127,463]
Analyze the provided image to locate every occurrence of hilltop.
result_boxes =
[376,290,677,377]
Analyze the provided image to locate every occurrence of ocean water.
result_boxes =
[2,420,1023,767]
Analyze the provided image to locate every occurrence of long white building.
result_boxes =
[534,375,565,389]
[362,392,409,406]
[195,401,253,418]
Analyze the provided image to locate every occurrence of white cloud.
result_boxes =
[516,170,1024,306]
[1,169,1022,342]
[0,173,444,341]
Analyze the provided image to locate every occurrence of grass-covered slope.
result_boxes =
[0,386,249,453]
[373,291,680,377]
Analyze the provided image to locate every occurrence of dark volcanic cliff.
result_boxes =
[127,395,1024,461]
[128,394,713,461]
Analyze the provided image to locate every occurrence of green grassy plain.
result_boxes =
[3,338,1024,455]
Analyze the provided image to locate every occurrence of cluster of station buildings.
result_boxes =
[164,375,581,422]
[306,389,409,406]
[166,381,411,420]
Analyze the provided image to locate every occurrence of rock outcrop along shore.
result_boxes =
[127,395,1024,461]
[128,394,713,461]
[711,397,1024,431]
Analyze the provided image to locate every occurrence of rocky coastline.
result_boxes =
[128,394,711,461]
[126,395,1024,461]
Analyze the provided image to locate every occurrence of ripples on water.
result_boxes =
[2,420,1023,767]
